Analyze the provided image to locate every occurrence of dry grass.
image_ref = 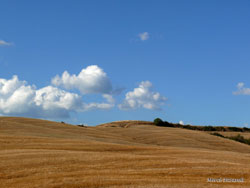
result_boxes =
[0,117,250,188]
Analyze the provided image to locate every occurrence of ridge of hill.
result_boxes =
[98,120,154,128]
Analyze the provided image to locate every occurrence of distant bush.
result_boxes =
[183,125,195,130]
[243,127,250,132]
[211,133,250,146]
[153,118,250,133]
[154,118,164,126]
[214,126,226,131]
[174,123,183,128]
[202,126,216,131]
[78,124,85,127]
[164,121,175,127]
[229,134,250,145]
[153,118,177,127]
[210,132,225,138]
[228,127,243,132]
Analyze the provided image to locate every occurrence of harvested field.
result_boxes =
[0,117,249,188]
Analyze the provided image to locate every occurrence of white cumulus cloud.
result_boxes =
[0,76,36,115]
[233,82,250,95]
[0,75,114,118]
[51,65,112,94]
[138,32,149,41]
[179,120,184,125]
[0,40,12,46]
[119,81,167,110]
[35,86,83,111]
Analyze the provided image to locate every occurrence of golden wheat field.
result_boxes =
[0,117,250,188]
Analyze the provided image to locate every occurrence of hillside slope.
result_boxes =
[97,121,250,153]
[0,117,250,188]
[1,117,249,153]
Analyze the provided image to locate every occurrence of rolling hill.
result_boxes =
[0,117,249,188]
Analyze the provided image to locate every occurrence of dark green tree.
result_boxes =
[154,118,164,126]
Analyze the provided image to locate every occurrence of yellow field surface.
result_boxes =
[0,117,249,188]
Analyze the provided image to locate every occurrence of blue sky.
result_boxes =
[0,0,249,126]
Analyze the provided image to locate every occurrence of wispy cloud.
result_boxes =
[138,32,149,41]
[0,40,12,46]
[233,82,250,95]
